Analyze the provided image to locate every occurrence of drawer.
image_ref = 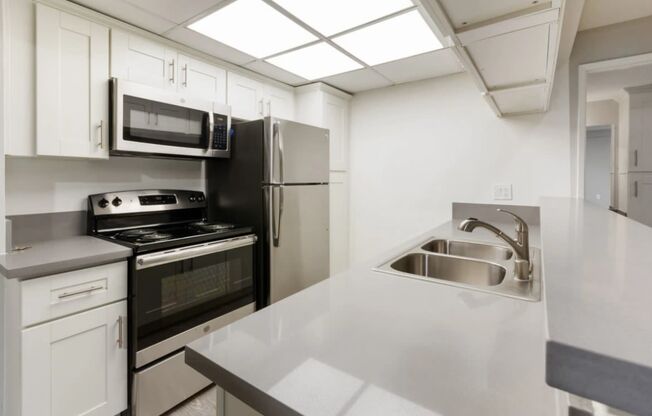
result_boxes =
[21,262,128,327]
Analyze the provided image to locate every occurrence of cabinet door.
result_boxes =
[263,84,295,120]
[629,92,652,172]
[22,301,128,416]
[628,174,652,227]
[330,171,350,275]
[111,30,177,90]
[178,54,227,104]
[323,93,350,171]
[36,4,109,158]
[227,72,264,120]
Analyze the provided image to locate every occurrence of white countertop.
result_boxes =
[187,222,557,416]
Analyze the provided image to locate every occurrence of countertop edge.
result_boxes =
[184,346,301,416]
[546,340,652,416]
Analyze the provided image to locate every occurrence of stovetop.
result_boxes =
[95,221,254,253]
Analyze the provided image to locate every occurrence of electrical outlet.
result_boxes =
[493,184,513,200]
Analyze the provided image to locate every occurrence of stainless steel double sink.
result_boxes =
[375,238,541,301]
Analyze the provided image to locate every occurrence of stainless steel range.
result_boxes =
[87,189,257,416]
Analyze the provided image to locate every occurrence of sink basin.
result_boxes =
[421,239,512,262]
[390,253,505,286]
[374,236,541,302]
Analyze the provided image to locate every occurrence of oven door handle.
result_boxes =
[135,234,257,270]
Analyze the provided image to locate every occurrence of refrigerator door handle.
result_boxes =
[272,186,284,247]
[273,121,285,184]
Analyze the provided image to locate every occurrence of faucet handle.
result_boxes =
[496,209,528,232]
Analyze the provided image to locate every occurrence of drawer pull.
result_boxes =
[58,285,104,299]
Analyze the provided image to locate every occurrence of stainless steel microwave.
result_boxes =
[110,78,231,159]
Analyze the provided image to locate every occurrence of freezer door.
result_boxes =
[266,184,330,303]
[264,117,330,184]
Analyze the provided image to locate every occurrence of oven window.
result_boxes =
[135,245,254,350]
[123,95,209,149]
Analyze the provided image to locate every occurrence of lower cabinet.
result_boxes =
[21,300,128,416]
[628,173,652,227]
[217,388,262,416]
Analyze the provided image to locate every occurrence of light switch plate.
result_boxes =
[493,184,513,200]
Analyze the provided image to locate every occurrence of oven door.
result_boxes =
[111,78,231,158]
[132,234,256,367]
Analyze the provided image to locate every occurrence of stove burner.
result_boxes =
[189,222,236,232]
[137,232,173,242]
[117,229,157,238]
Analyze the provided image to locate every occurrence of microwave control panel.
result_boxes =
[212,114,229,151]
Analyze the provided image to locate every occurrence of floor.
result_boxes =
[164,386,217,416]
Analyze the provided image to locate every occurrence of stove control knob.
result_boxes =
[98,198,109,208]
[112,197,122,207]
[189,196,196,202]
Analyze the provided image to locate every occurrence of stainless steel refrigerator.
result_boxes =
[206,117,330,307]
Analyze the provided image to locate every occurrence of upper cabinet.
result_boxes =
[227,72,295,121]
[36,4,110,158]
[420,0,566,116]
[295,83,351,171]
[111,30,227,104]
[626,86,652,172]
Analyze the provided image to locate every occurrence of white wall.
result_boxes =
[348,67,571,263]
[5,157,204,215]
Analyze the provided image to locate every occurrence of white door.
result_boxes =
[227,72,264,120]
[178,54,227,104]
[323,93,349,171]
[36,4,109,158]
[22,301,128,416]
[628,173,652,227]
[263,84,295,120]
[111,30,177,90]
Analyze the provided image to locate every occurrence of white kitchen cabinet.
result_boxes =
[21,300,128,416]
[263,83,295,120]
[178,53,227,104]
[111,30,177,90]
[36,4,109,158]
[330,172,350,274]
[295,83,351,171]
[227,72,265,120]
[626,86,652,172]
[628,173,652,227]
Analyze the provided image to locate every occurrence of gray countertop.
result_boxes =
[187,222,558,416]
[540,197,652,416]
[0,236,132,279]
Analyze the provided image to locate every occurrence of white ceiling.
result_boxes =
[579,0,652,31]
[587,63,652,101]
[72,0,464,93]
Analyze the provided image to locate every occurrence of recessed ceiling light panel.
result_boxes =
[188,0,317,58]
[266,42,363,80]
[271,0,414,36]
[333,10,443,66]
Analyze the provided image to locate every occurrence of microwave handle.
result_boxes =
[136,234,257,270]
[206,112,214,152]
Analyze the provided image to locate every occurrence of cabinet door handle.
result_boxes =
[58,285,104,299]
[183,64,188,87]
[634,150,638,167]
[169,59,175,83]
[635,180,639,198]
[258,99,264,116]
[96,120,103,148]
[116,315,127,349]
[267,100,271,116]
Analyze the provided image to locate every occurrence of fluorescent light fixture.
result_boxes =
[271,0,413,36]
[188,0,317,58]
[266,42,362,80]
[333,10,443,66]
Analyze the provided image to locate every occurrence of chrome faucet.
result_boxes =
[458,209,531,281]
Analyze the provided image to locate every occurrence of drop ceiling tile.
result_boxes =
[466,24,549,89]
[373,48,463,84]
[123,0,228,25]
[244,61,308,86]
[490,84,546,114]
[163,27,255,66]
[72,0,177,33]
[437,0,538,29]
[320,68,392,93]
